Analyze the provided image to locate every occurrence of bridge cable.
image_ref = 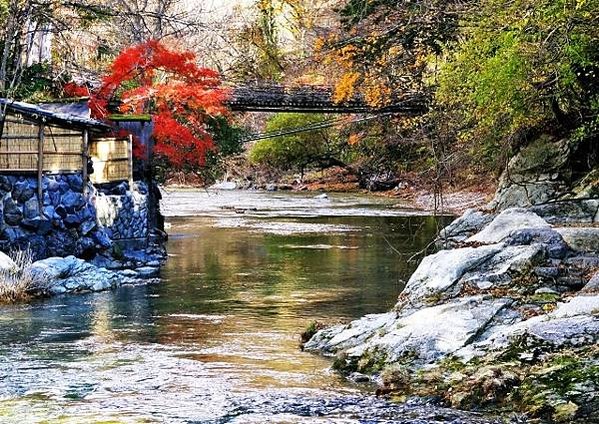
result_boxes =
[242,112,396,142]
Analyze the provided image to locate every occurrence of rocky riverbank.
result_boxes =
[304,200,599,423]
[0,243,165,299]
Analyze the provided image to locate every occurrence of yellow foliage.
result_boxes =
[364,83,392,107]
[333,72,360,103]
[348,133,362,145]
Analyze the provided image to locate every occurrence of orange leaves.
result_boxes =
[333,72,360,103]
[348,133,362,145]
[364,82,392,108]
[90,40,230,170]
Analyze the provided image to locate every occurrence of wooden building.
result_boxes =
[0,99,134,188]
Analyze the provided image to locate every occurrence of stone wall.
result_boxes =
[0,174,108,259]
[94,181,149,240]
[0,174,151,260]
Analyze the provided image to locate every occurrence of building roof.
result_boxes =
[0,98,111,131]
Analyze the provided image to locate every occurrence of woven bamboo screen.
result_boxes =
[89,137,132,184]
[0,112,83,172]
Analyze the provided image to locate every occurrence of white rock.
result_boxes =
[136,266,160,278]
[348,296,511,363]
[0,251,17,272]
[211,181,237,190]
[468,208,551,244]
[402,244,503,303]
[323,312,396,352]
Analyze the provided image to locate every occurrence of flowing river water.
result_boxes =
[0,190,503,423]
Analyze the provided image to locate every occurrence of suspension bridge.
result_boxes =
[226,84,428,114]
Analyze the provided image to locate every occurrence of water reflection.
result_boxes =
[0,194,497,423]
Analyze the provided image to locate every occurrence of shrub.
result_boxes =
[0,249,44,303]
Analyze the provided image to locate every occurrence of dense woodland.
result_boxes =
[0,0,597,194]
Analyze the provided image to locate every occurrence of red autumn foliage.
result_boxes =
[90,40,230,169]
[63,82,89,98]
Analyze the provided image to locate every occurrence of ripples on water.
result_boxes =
[0,190,502,423]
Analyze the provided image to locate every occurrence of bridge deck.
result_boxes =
[227,85,427,114]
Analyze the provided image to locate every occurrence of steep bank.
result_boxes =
[305,203,599,423]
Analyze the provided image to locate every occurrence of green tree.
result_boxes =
[436,0,599,171]
[249,113,344,179]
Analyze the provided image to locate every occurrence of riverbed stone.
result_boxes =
[400,244,503,306]
[135,266,160,278]
[467,208,551,244]
[555,227,599,252]
[26,255,120,294]
[581,272,599,293]
[437,209,494,245]
[309,296,512,368]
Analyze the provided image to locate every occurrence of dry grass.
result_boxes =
[0,249,44,303]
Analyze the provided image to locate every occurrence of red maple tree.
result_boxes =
[90,40,230,168]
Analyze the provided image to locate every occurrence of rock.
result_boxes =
[555,227,599,252]
[211,181,237,190]
[79,220,96,236]
[458,244,546,288]
[315,193,328,199]
[437,209,494,245]
[312,296,511,367]
[490,136,571,210]
[305,312,396,353]
[12,180,34,204]
[121,269,139,278]
[535,287,559,295]
[92,230,112,249]
[3,195,22,226]
[0,251,16,272]
[534,266,560,279]
[46,178,60,192]
[23,197,40,219]
[531,199,599,224]
[135,266,160,278]
[0,175,12,192]
[27,256,119,294]
[468,208,551,244]
[67,174,83,191]
[265,184,277,191]
[581,272,599,293]
[505,228,569,259]
[348,372,371,383]
[64,214,82,228]
[471,295,599,351]
[401,244,503,305]
[61,192,84,212]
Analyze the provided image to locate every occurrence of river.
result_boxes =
[0,190,501,423]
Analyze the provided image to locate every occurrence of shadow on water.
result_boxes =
[0,191,502,423]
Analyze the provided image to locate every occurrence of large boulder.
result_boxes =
[554,227,599,252]
[306,296,512,367]
[466,295,599,353]
[467,208,551,244]
[400,244,503,305]
[490,136,571,210]
[26,256,120,294]
[531,199,599,224]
